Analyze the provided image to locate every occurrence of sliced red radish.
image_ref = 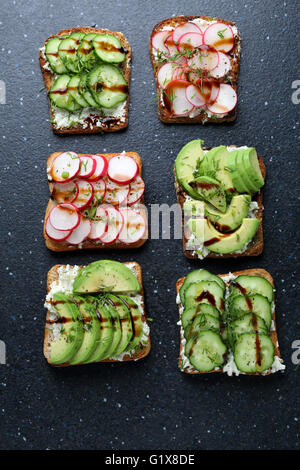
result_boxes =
[172,66,187,81]
[185,84,206,108]
[108,154,138,184]
[172,22,202,44]
[45,216,72,241]
[163,80,194,116]
[72,180,94,209]
[206,83,237,114]
[178,32,203,51]
[65,216,91,245]
[208,81,220,104]
[88,206,108,241]
[49,152,80,182]
[91,179,106,202]
[78,155,96,179]
[157,62,177,88]
[99,205,123,244]
[104,179,130,205]
[51,181,78,204]
[127,175,145,206]
[187,45,219,71]
[86,155,107,182]
[210,52,231,78]
[164,33,178,56]
[151,30,170,53]
[49,203,80,231]
[203,22,235,53]
[118,208,146,244]
[172,56,188,66]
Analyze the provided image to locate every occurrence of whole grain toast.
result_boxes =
[177,268,281,376]
[174,151,265,259]
[39,27,131,134]
[44,262,151,366]
[149,16,241,124]
[44,152,148,252]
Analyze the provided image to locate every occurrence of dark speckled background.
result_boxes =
[0,0,299,450]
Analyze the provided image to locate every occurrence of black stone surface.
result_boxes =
[0,0,299,450]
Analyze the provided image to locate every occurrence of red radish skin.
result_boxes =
[172,66,187,81]
[210,52,231,78]
[178,32,203,51]
[207,83,237,114]
[91,179,106,202]
[118,208,146,244]
[51,181,78,204]
[87,155,108,182]
[185,84,206,108]
[45,216,72,241]
[163,80,194,116]
[78,155,97,179]
[72,180,94,210]
[49,152,80,183]
[99,205,124,244]
[127,175,145,206]
[152,30,170,53]
[66,216,91,245]
[88,207,108,241]
[203,23,235,53]
[157,63,177,88]
[107,154,138,184]
[104,179,130,205]
[49,203,80,232]
[172,22,202,44]
[164,33,178,56]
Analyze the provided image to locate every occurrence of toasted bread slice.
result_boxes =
[149,16,241,124]
[39,27,131,134]
[44,152,148,252]
[174,150,265,258]
[177,268,282,376]
[44,262,150,366]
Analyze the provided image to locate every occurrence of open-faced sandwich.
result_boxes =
[177,268,285,375]
[149,16,240,123]
[44,151,147,252]
[44,260,150,366]
[39,27,131,133]
[174,140,265,259]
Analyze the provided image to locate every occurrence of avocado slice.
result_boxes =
[105,294,133,356]
[205,195,251,232]
[85,300,113,363]
[100,299,122,359]
[190,176,226,213]
[73,260,141,294]
[187,217,260,254]
[236,150,257,194]
[200,146,235,193]
[243,148,264,192]
[175,139,204,199]
[183,200,205,217]
[227,150,249,193]
[49,292,84,365]
[119,296,144,352]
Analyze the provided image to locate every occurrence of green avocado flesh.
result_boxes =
[175,140,204,199]
[204,195,251,232]
[190,176,226,212]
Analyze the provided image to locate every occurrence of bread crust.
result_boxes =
[174,151,265,259]
[44,152,148,252]
[44,262,151,366]
[177,268,281,376]
[149,16,241,124]
[39,27,131,134]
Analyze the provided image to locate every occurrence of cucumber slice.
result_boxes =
[77,33,99,71]
[228,313,269,349]
[180,269,225,304]
[185,313,220,340]
[184,281,225,313]
[229,294,272,329]
[45,37,68,74]
[78,73,99,107]
[234,333,274,373]
[58,32,85,73]
[87,64,128,108]
[68,75,89,108]
[49,75,81,111]
[181,304,220,330]
[229,275,274,304]
[185,330,227,372]
[92,33,126,63]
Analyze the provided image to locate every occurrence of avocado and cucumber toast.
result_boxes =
[177,268,283,375]
[44,261,150,366]
[175,140,265,257]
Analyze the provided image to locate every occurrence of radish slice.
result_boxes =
[49,152,80,183]
[78,155,96,179]
[72,180,94,209]
[164,33,178,56]
[91,179,106,202]
[210,52,231,78]
[65,216,91,245]
[178,32,203,51]
[163,80,194,116]
[172,66,187,81]
[187,45,219,71]
[151,30,170,53]
[86,155,107,182]
[118,209,146,244]
[51,181,78,204]
[107,155,138,184]
[185,84,206,108]
[173,56,188,66]
[209,81,220,104]
[99,206,123,244]
[157,63,177,88]
[49,203,80,231]
[172,22,202,44]
[104,179,130,205]
[88,207,108,241]
[127,175,145,206]
[206,83,237,114]
[45,216,72,241]
[203,22,235,53]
